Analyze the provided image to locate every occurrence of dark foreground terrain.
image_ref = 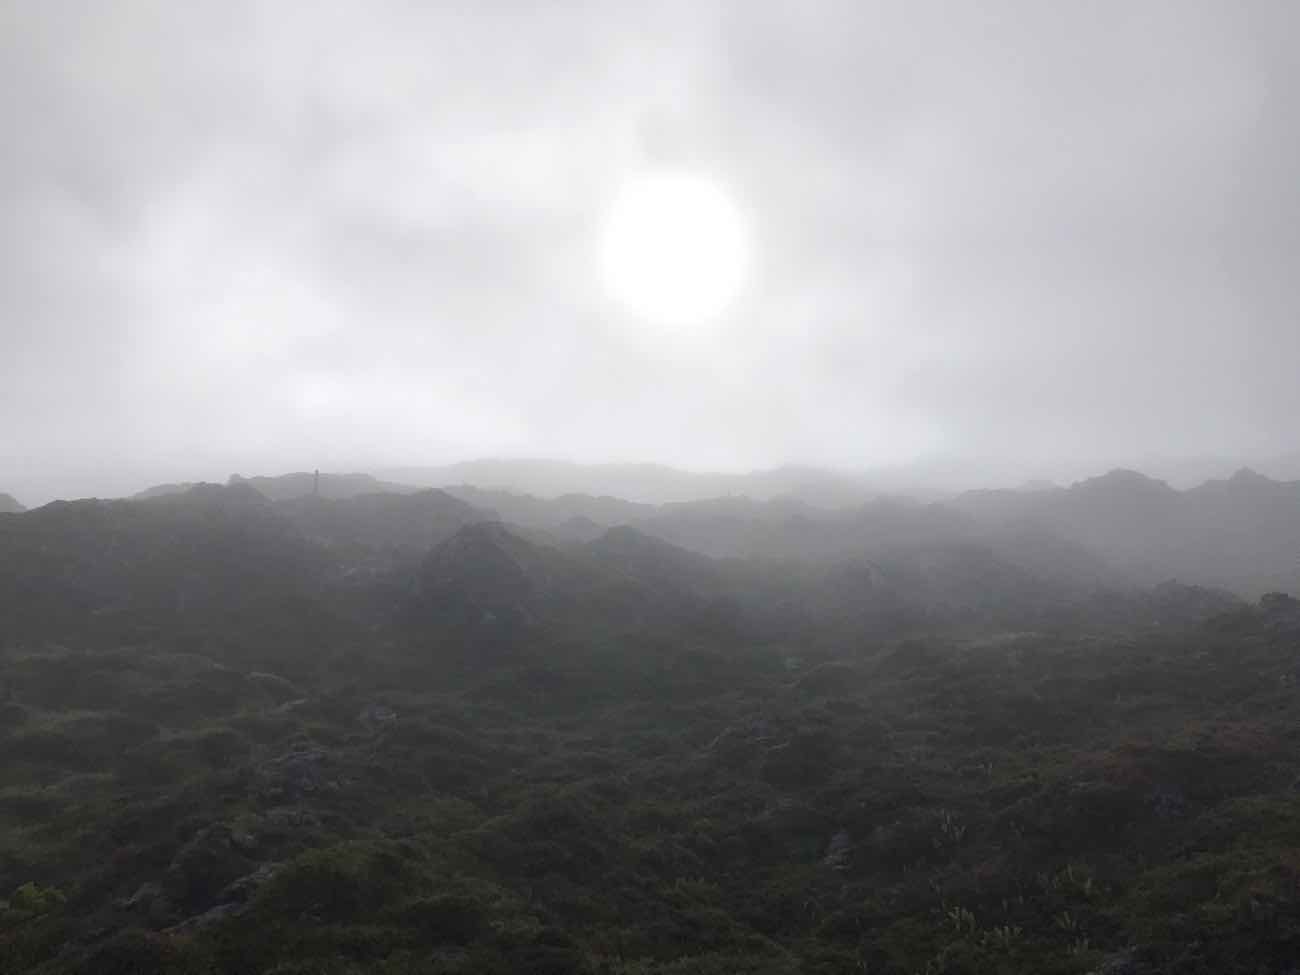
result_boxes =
[2,481,1300,974]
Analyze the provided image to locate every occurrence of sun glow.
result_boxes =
[598,171,749,328]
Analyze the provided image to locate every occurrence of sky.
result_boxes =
[3,1,1299,504]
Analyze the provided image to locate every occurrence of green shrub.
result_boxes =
[393,893,489,944]
[253,841,420,923]
[9,880,65,916]
[72,928,182,975]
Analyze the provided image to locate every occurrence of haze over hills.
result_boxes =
[134,472,423,503]
[6,463,1273,647]
[379,459,888,507]
[0,492,24,514]
[0,478,1243,666]
[378,454,1300,504]
[111,460,1300,600]
[953,467,1300,596]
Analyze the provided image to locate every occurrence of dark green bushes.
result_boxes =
[252,841,422,923]
[5,597,1300,973]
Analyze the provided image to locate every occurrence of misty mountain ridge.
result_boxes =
[0,477,1250,666]
[135,471,423,503]
[94,460,1300,600]
[953,466,1300,595]
[0,492,25,514]
[129,459,1300,507]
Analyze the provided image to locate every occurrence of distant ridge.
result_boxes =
[380,459,880,507]
[231,471,426,501]
[953,467,1300,596]
[0,492,25,514]
[131,481,200,500]
[135,471,424,503]
[114,460,1300,598]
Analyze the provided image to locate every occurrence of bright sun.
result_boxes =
[598,171,749,328]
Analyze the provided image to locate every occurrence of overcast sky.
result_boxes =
[3,1,1298,503]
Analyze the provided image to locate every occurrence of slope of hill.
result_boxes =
[0,484,347,666]
[439,485,653,538]
[275,489,487,561]
[412,522,755,667]
[635,496,973,562]
[131,481,202,500]
[0,492,24,514]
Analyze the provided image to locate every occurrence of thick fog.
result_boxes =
[3,1,1298,504]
